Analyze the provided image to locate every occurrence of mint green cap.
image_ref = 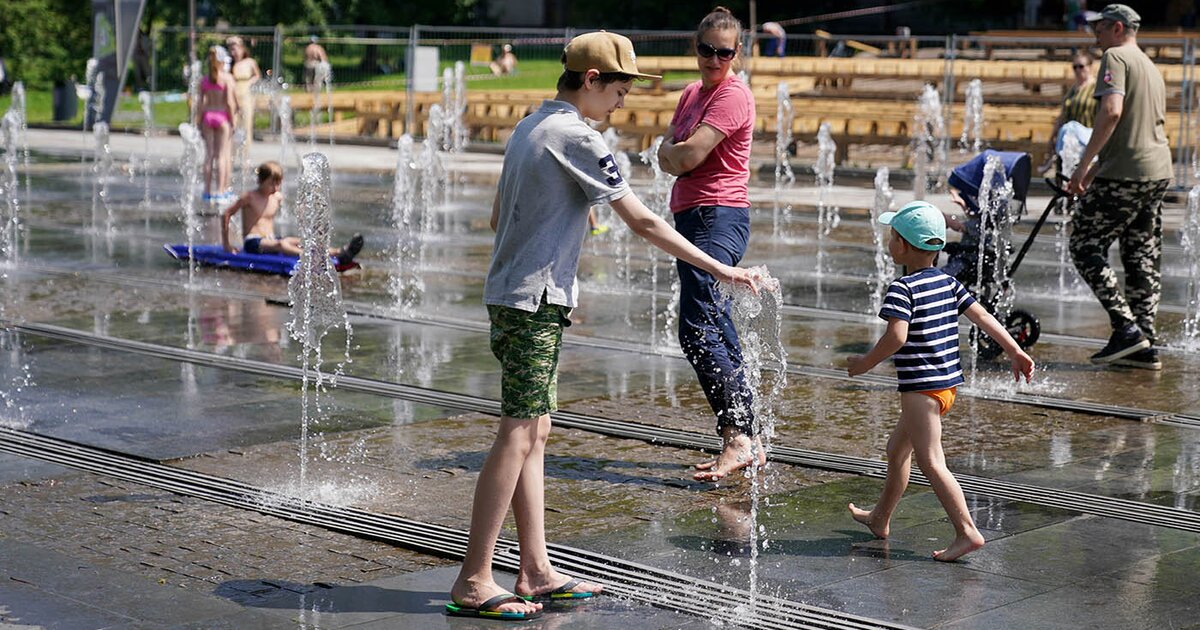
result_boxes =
[878,201,946,251]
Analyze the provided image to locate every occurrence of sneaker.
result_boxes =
[1113,347,1163,370]
[336,233,365,265]
[1090,326,1150,364]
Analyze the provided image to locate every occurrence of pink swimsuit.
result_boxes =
[200,76,232,129]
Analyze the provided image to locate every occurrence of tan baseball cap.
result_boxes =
[562,31,661,80]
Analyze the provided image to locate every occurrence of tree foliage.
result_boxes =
[0,0,93,88]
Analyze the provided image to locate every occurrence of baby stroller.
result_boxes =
[942,150,1068,359]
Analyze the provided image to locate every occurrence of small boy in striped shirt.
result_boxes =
[846,200,1035,561]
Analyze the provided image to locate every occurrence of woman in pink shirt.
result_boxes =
[657,6,758,482]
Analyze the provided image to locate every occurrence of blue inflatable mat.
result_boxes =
[163,243,303,276]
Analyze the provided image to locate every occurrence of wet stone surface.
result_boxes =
[4,133,1200,628]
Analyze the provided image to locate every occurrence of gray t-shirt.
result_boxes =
[1093,44,1174,181]
[484,100,631,312]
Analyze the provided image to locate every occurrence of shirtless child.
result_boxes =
[220,161,363,264]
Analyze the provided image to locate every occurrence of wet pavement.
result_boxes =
[1,130,1199,628]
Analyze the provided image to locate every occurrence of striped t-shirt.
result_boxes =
[879,267,977,392]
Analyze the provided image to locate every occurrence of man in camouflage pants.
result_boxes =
[1067,4,1173,370]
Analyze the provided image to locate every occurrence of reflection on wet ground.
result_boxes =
[1,142,1199,628]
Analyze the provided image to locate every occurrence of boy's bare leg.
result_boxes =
[260,237,303,257]
[511,415,602,598]
[901,392,985,561]
[449,417,542,615]
[693,427,767,481]
[849,421,914,539]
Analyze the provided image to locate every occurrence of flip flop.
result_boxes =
[445,592,542,620]
[519,577,599,602]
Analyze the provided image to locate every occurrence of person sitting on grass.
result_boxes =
[221,161,363,265]
[846,201,1034,562]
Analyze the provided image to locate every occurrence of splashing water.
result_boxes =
[718,267,787,611]
[1,84,25,266]
[451,61,469,153]
[0,327,35,429]
[276,93,296,222]
[814,122,839,276]
[287,153,353,490]
[85,60,103,130]
[639,135,680,352]
[91,121,114,235]
[389,135,423,316]
[968,154,1014,386]
[309,61,333,149]
[869,167,896,315]
[1182,185,1200,349]
[912,84,947,199]
[418,106,447,236]
[602,127,634,291]
[773,82,795,240]
[137,91,155,228]
[960,79,984,153]
[178,123,204,287]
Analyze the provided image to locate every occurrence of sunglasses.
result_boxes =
[1072,64,1087,70]
[697,42,737,61]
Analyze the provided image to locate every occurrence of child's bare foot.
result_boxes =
[848,503,889,539]
[932,530,985,562]
[515,570,602,600]
[694,435,766,481]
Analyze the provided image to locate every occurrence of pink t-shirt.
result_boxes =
[668,76,756,213]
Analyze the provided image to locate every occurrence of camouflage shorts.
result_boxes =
[487,301,571,419]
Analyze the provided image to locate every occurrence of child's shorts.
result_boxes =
[487,300,571,419]
[918,387,957,416]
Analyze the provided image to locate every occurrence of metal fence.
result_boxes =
[146,25,1200,187]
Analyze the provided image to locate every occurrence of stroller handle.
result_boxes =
[1044,177,1069,199]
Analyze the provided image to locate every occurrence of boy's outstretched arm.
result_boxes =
[847,318,907,377]
[220,197,243,252]
[609,193,758,292]
[964,303,1035,382]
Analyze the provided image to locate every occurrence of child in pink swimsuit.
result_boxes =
[199,47,236,200]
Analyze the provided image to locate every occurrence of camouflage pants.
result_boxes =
[1069,177,1170,342]
[487,300,571,419]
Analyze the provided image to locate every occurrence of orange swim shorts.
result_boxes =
[918,387,957,415]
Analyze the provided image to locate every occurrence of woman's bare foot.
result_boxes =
[848,503,889,539]
[693,434,766,481]
[515,570,602,599]
[932,530,985,562]
[450,577,542,615]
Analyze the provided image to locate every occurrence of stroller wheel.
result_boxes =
[1006,309,1040,349]
[969,327,1005,360]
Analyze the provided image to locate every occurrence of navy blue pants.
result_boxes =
[674,205,755,437]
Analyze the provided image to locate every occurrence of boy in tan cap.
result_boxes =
[446,31,762,620]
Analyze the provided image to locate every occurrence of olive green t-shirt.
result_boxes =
[1093,44,1173,181]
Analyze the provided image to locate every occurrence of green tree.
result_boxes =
[0,0,93,89]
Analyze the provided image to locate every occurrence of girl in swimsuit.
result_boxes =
[199,47,237,199]
[226,37,261,151]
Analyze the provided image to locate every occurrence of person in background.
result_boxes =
[226,36,261,150]
[1041,51,1098,173]
[657,6,759,482]
[490,44,518,76]
[1067,5,1174,370]
[761,22,787,58]
[304,36,328,91]
[198,47,236,200]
